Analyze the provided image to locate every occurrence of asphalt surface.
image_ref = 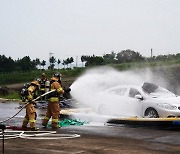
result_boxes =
[1,102,180,154]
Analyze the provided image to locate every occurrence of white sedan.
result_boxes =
[96,82,180,118]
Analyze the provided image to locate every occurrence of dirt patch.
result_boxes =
[5,83,24,91]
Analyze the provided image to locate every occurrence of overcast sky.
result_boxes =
[0,0,180,62]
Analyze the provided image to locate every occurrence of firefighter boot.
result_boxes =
[22,117,29,130]
[42,117,49,128]
[31,127,39,131]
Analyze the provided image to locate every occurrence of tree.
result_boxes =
[49,56,56,70]
[83,55,105,67]
[81,56,86,67]
[62,57,74,69]
[16,56,36,71]
[57,59,61,69]
[69,57,74,68]
[0,55,15,72]
[103,51,116,64]
[34,58,41,69]
[62,60,66,68]
[41,60,46,70]
[116,49,144,63]
[66,58,70,68]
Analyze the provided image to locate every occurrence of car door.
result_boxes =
[106,87,130,116]
[125,88,143,117]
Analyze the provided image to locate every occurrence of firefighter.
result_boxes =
[22,79,40,131]
[40,73,48,94]
[39,73,49,101]
[42,72,64,129]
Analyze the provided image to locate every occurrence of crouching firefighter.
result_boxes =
[42,72,64,129]
[22,79,40,131]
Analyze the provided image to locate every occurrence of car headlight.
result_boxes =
[157,103,177,110]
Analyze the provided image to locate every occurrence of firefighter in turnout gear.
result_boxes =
[40,73,48,94]
[39,73,49,101]
[22,79,40,131]
[42,72,64,129]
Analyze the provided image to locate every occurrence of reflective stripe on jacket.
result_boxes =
[52,118,59,123]
[57,87,64,93]
[49,97,59,102]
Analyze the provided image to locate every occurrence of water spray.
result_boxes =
[70,66,169,121]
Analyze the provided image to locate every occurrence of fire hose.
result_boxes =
[0,130,80,140]
[0,89,56,123]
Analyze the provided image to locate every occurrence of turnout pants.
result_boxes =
[22,103,36,128]
[42,101,60,128]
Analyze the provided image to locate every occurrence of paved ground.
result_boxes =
[1,123,180,154]
[0,134,166,154]
[1,102,180,154]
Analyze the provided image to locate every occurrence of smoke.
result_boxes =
[70,66,169,120]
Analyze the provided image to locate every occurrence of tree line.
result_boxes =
[0,55,74,73]
[81,49,180,67]
[0,49,180,73]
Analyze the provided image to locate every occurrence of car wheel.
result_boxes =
[144,108,159,118]
[98,105,110,115]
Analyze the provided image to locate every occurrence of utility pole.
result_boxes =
[76,56,78,67]
[151,48,153,58]
[49,52,54,66]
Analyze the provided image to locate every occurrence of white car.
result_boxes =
[96,82,180,118]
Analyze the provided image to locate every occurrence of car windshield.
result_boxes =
[142,82,176,98]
